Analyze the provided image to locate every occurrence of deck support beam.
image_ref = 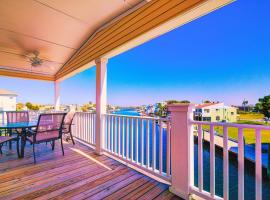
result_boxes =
[168,104,194,200]
[54,81,61,111]
[95,58,108,155]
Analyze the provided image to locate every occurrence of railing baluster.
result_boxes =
[114,116,117,154]
[146,119,149,168]
[223,126,229,200]
[108,115,111,151]
[159,119,163,174]
[85,114,88,143]
[141,118,144,166]
[126,117,129,159]
[136,118,139,164]
[91,114,93,144]
[122,116,125,157]
[94,114,96,144]
[238,127,244,200]
[166,121,171,176]
[198,124,203,192]
[131,118,134,161]
[210,124,215,197]
[152,119,156,171]
[255,129,262,200]
[118,116,121,156]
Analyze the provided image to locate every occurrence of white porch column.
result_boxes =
[168,104,194,200]
[95,58,108,155]
[54,81,61,111]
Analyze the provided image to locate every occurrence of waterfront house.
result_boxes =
[0,1,267,200]
[0,89,17,112]
[194,102,238,122]
[0,89,17,123]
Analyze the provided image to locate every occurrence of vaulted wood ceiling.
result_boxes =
[0,0,233,81]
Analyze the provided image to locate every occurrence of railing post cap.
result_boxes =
[167,103,195,112]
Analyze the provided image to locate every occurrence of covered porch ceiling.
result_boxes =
[0,0,233,82]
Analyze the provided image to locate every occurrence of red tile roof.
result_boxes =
[195,103,219,108]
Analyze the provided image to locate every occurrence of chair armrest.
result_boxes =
[27,129,36,137]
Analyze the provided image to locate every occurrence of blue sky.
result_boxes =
[1,0,270,106]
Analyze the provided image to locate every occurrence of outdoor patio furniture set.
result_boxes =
[0,111,75,163]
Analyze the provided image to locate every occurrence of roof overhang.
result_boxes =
[0,0,234,82]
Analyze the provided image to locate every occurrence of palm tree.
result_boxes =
[242,99,248,112]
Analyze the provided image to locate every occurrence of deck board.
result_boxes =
[0,140,181,200]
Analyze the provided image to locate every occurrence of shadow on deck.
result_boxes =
[0,140,181,200]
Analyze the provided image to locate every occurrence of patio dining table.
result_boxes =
[0,121,37,158]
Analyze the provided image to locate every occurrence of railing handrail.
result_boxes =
[104,113,170,121]
[75,112,96,114]
[191,120,270,130]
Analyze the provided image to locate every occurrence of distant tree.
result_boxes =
[204,100,211,103]
[166,100,181,105]
[166,100,190,104]
[179,100,190,103]
[31,105,40,111]
[81,103,94,112]
[242,99,249,112]
[156,103,167,118]
[255,95,270,122]
[25,102,33,110]
[25,102,40,110]
[16,103,24,111]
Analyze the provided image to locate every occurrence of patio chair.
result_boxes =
[63,111,76,145]
[27,113,66,163]
[0,136,20,157]
[6,111,29,150]
[6,111,29,123]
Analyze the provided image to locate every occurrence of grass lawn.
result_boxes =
[238,112,264,120]
[202,122,270,144]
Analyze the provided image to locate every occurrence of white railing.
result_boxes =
[72,112,96,146]
[190,120,270,200]
[103,113,171,182]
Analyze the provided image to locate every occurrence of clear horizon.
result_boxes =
[0,1,269,107]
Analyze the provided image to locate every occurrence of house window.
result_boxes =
[216,116,220,121]
[9,97,13,99]
[204,109,210,113]
[231,112,234,115]
[203,117,211,122]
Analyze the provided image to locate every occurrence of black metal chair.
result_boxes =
[27,113,66,163]
[5,111,29,153]
[0,135,20,157]
[62,112,76,145]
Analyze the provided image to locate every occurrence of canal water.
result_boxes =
[113,109,270,199]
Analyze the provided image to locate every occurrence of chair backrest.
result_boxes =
[6,111,29,123]
[35,113,66,142]
[64,112,76,131]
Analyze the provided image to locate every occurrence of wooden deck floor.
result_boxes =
[0,140,181,200]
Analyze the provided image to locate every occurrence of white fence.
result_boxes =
[103,113,171,182]
[190,121,270,200]
[72,112,96,146]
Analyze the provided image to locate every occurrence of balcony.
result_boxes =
[2,0,264,199]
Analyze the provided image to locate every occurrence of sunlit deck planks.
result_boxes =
[0,140,180,200]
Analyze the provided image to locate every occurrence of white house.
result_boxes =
[194,102,238,122]
[0,89,17,123]
[0,89,17,111]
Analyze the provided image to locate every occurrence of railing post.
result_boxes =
[168,104,194,200]
[95,58,108,155]
[54,81,61,111]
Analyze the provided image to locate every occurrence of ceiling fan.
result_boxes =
[29,50,43,67]
[8,37,62,70]
[24,50,61,70]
